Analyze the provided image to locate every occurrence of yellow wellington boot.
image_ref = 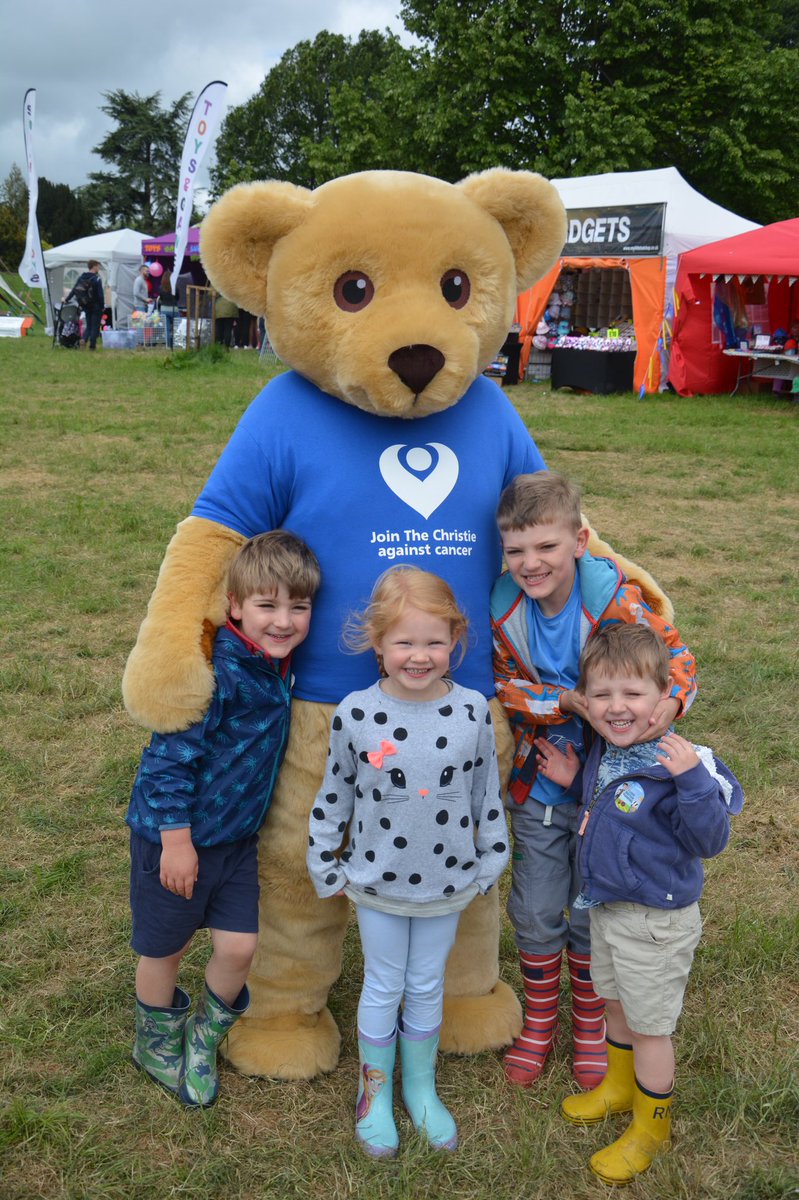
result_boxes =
[561,1038,635,1125]
[589,1079,672,1186]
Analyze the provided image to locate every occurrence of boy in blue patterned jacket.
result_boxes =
[535,623,743,1186]
[126,530,320,1107]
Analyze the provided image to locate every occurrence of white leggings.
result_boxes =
[355,905,461,1041]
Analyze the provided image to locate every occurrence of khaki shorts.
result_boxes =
[589,901,702,1036]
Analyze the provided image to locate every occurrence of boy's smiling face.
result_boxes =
[229,585,312,659]
[501,519,589,616]
[583,668,670,747]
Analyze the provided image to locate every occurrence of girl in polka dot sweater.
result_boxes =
[307,567,510,1158]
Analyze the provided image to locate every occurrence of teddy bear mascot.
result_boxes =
[123,168,670,1083]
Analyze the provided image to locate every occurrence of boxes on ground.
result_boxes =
[102,329,138,350]
[525,349,552,382]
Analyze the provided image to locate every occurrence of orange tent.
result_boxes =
[514,168,757,394]
[516,256,667,394]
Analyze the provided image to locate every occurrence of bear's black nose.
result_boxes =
[388,345,446,396]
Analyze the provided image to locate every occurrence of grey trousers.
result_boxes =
[507,798,591,956]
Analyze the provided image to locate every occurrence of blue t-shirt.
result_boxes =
[526,576,584,805]
[193,371,545,702]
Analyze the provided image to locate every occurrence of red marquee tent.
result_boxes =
[670,218,799,395]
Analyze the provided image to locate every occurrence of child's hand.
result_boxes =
[559,688,589,720]
[647,695,680,739]
[656,732,700,777]
[534,737,581,788]
[160,834,199,900]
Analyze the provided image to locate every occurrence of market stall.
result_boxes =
[43,228,149,330]
[516,168,758,394]
[669,218,799,396]
[141,227,203,280]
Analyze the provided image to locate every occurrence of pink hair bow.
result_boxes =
[367,740,397,769]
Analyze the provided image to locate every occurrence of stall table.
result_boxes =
[723,348,799,396]
[551,348,636,395]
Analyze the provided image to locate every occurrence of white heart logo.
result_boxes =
[378,443,459,519]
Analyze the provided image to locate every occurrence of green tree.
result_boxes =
[399,0,799,221]
[1,164,28,223]
[89,90,193,229]
[210,30,416,193]
[0,203,26,267]
[0,165,29,266]
[37,178,96,245]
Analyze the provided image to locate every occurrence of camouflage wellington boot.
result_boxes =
[132,987,191,1093]
[178,982,250,1108]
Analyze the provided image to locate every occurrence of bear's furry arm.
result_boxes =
[586,526,674,624]
[122,516,247,733]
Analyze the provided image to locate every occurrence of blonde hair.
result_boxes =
[497,471,582,533]
[578,624,671,693]
[344,567,469,667]
[227,530,321,604]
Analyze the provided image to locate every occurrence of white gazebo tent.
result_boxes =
[43,228,149,329]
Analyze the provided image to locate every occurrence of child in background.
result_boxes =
[127,530,320,1107]
[491,472,697,1090]
[536,624,743,1185]
[307,567,510,1158]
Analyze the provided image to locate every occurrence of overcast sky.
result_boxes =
[1,0,408,217]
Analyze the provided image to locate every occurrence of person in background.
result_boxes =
[236,307,258,349]
[158,268,179,350]
[65,259,104,350]
[214,291,239,348]
[133,265,150,312]
[175,270,193,315]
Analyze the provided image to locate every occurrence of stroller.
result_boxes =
[53,301,81,349]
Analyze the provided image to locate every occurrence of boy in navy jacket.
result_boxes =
[535,623,743,1187]
[126,530,320,1107]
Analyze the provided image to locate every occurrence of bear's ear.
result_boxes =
[200,181,314,316]
[457,168,566,293]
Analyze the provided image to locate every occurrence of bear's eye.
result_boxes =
[334,271,375,312]
[440,269,470,310]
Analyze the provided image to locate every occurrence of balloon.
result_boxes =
[148,261,164,277]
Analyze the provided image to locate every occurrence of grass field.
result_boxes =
[1,335,797,1200]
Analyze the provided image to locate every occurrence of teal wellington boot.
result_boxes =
[356,1036,400,1158]
[178,983,249,1108]
[133,987,191,1093]
[399,1028,458,1151]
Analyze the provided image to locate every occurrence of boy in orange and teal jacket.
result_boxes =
[489,472,696,1094]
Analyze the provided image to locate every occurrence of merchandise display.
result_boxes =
[524,268,637,386]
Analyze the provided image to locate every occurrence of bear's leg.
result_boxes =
[439,698,522,1054]
[222,700,350,1080]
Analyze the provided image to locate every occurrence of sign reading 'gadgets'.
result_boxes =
[563,204,666,257]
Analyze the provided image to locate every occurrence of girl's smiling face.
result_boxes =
[374,606,457,702]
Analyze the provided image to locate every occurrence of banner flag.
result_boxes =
[19,88,54,332]
[19,89,47,288]
[172,80,228,280]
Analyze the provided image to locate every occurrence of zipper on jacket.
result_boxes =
[579,768,667,837]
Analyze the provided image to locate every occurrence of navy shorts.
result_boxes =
[129,831,260,958]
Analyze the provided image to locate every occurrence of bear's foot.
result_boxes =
[220,1007,341,1080]
[440,980,522,1055]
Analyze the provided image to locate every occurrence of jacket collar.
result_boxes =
[223,619,291,680]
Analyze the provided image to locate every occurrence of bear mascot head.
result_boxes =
[123,169,669,1080]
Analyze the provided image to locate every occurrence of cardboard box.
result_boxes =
[102,329,139,350]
